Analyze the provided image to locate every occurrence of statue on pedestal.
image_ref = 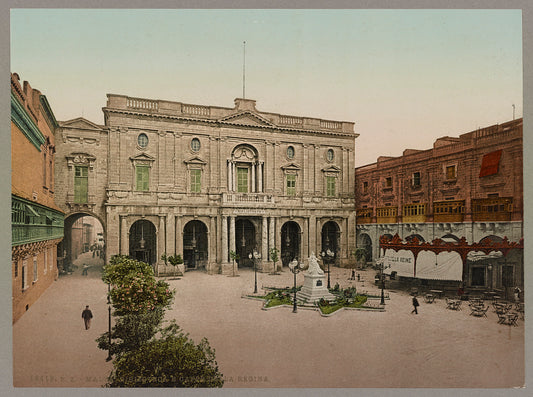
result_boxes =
[306,252,324,275]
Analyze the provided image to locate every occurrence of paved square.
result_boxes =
[13,254,524,388]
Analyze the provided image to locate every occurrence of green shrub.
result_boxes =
[105,324,223,387]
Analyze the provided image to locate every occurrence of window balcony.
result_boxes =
[376,207,397,224]
[402,203,427,223]
[472,197,513,221]
[12,224,64,246]
[222,192,275,205]
[433,200,465,222]
[356,208,373,224]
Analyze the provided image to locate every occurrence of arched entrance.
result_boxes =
[281,221,301,266]
[62,213,105,274]
[358,233,373,263]
[235,218,256,267]
[129,220,156,265]
[183,220,208,270]
[321,221,340,256]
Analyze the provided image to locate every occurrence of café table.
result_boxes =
[424,294,435,304]
[470,305,489,317]
[500,312,519,326]
[446,298,461,310]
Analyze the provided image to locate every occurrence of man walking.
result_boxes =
[411,296,419,314]
[82,305,93,330]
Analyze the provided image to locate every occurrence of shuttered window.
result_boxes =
[74,166,88,203]
[190,169,201,193]
[136,165,150,191]
[326,176,336,197]
[237,167,248,193]
[286,174,296,196]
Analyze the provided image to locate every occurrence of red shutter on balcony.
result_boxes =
[479,150,502,177]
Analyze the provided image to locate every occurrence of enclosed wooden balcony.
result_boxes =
[472,197,513,221]
[356,208,373,224]
[376,207,397,224]
[402,203,427,223]
[433,200,465,222]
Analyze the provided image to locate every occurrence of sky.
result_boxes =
[10,9,523,166]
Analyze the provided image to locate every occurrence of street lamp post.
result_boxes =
[288,259,302,313]
[106,283,112,362]
[321,250,334,289]
[380,261,386,305]
[249,249,261,293]
[488,264,493,291]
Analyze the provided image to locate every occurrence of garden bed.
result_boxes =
[242,285,385,316]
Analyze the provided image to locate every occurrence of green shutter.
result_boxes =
[327,176,336,197]
[74,166,88,203]
[286,174,296,196]
[190,169,201,193]
[136,166,150,191]
[237,167,248,193]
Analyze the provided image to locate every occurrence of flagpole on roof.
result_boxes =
[243,41,246,99]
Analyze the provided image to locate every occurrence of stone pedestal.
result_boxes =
[221,262,238,276]
[296,273,336,304]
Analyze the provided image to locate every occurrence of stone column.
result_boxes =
[303,217,309,259]
[158,216,166,261]
[340,148,345,194]
[251,161,256,193]
[221,216,228,263]
[303,145,309,193]
[232,162,236,191]
[175,215,183,255]
[343,217,349,260]
[258,161,263,193]
[227,160,232,191]
[209,216,216,264]
[262,216,268,267]
[275,218,282,266]
[309,215,317,255]
[269,217,275,261]
[229,216,236,260]
[314,145,320,194]
[166,212,175,255]
[120,215,129,255]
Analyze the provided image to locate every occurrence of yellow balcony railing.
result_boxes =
[434,200,465,222]
[376,207,397,224]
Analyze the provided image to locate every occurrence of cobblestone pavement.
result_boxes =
[13,257,524,388]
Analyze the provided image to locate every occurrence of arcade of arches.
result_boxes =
[72,212,352,275]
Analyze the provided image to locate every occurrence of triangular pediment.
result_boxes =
[184,156,207,165]
[59,117,103,131]
[281,162,302,171]
[322,165,341,173]
[219,111,275,127]
[130,153,156,162]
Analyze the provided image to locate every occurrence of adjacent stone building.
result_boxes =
[55,95,357,274]
[355,118,523,295]
[11,73,64,323]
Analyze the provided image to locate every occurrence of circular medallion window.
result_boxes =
[137,133,148,148]
[326,148,334,162]
[287,146,295,159]
[191,138,201,152]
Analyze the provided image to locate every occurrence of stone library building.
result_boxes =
[54,95,357,275]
